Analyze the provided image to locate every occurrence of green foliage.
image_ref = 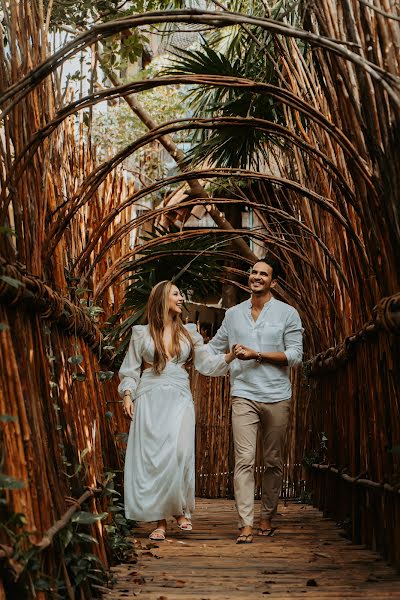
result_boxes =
[159,0,304,169]
[0,414,17,423]
[0,275,24,288]
[0,226,16,236]
[0,473,136,598]
[97,370,115,381]
[92,55,189,187]
[0,474,25,491]
[302,432,328,468]
[71,510,108,525]
[67,354,84,365]
[47,0,159,30]
[296,489,313,504]
[79,299,104,323]
[0,416,26,505]
[164,40,286,169]
[103,471,136,562]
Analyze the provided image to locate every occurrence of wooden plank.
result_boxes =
[103,499,400,599]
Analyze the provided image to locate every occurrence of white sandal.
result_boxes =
[176,518,193,531]
[149,527,166,541]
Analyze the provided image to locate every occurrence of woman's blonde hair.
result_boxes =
[146,280,193,373]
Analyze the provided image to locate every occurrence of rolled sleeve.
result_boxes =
[283,310,303,367]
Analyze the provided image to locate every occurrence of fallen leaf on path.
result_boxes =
[161,580,186,588]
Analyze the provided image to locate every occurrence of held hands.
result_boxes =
[233,344,258,361]
[123,392,135,419]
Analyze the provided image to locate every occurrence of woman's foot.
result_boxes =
[175,515,193,531]
[149,519,167,541]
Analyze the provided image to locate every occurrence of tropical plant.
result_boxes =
[162,0,302,169]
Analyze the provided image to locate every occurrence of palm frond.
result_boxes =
[164,41,286,168]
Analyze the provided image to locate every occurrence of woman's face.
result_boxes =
[168,285,184,315]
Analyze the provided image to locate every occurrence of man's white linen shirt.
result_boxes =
[207,297,303,403]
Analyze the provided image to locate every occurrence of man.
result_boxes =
[207,255,303,543]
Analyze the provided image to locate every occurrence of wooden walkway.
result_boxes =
[104,499,400,599]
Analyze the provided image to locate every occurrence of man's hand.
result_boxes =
[123,394,135,419]
[234,345,257,361]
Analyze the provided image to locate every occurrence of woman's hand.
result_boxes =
[224,349,236,364]
[123,393,135,419]
[233,344,257,361]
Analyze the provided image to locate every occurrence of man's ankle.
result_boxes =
[259,518,272,529]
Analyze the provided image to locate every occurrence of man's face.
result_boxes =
[248,261,277,295]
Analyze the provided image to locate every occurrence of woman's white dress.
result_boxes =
[118,323,229,522]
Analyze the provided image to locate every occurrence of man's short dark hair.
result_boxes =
[253,255,284,280]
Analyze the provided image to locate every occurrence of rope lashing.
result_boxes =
[306,292,400,376]
[0,258,112,365]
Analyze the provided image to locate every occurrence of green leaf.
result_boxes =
[61,528,73,549]
[0,473,25,489]
[74,532,99,544]
[0,323,9,332]
[105,411,113,420]
[75,288,91,296]
[0,275,24,288]
[80,447,90,460]
[107,505,123,512]
[34,578,52,591]
[71,511,108,525]
[72,372,86,382]
[81,552,103,564]
[0,414,17,422]
[103,487,120,497]
[0,226,16,236]
[97,370,114,382]
[68,354,83,365]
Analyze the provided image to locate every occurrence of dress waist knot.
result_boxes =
[136,362,189,398]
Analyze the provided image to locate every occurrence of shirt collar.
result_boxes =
[247,295,275,310]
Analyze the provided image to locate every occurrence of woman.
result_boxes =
[118,280,235,541]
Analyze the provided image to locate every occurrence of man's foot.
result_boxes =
[236,525,253,544]
[175,515,193,531]
[257,527,276,536]
[257,518,275,536]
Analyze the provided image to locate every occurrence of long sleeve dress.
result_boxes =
[118,323,230,522]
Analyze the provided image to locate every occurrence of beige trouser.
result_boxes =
[232,397,291,528]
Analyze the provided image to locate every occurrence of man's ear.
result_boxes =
[270,278,278,289]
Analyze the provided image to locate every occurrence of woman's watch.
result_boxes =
[123,391,132,399]
[256,352,263,363]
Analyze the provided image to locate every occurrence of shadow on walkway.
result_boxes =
[104,499,400,599]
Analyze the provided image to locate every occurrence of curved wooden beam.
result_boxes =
[1,9,399,118]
